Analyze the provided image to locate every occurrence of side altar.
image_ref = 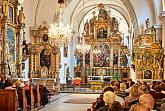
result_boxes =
[29,25,61,93]
[133,19,163,81]
[74,3,130,84]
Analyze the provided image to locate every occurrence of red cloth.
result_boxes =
[74,79,81,86]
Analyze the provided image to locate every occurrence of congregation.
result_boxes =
[88,78,165,111]
[0,74,49,111]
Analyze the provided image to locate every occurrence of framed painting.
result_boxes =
[6,27,15,63]
[93,43,110,67]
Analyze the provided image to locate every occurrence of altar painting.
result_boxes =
[6,27,15,63]
[93,43,110,67]
[40,49,51,68]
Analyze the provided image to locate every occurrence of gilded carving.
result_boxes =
[133,19,163,80]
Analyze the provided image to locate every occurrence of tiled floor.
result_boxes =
[41,93,99,111]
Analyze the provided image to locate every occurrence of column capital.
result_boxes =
[160,11,165,24]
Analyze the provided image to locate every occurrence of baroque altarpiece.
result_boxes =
[74,4,130,83]
[0,0,24,78]
[133,19,163,81]
[29,25,61,91]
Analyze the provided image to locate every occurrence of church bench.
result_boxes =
[87,108,91,111]
[33,84,41,109]
[17,88,26,111]
[0,89,18,111]
[24,86,34,110]
[92,101,96,111]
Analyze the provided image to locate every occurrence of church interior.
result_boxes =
[0,0,165,111]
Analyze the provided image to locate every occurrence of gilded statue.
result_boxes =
[3,1,8,17]
[18,7,25,24]
[145,18,150,29]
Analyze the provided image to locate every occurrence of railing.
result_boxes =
[60,82,110,93]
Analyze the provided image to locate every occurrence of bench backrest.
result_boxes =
[0,89,18,111]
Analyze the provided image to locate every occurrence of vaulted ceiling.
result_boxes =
[22,0,162,37]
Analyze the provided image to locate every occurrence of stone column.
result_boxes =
[160,12,165,79]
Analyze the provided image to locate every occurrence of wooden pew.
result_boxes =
[30,86,34,110]
[17,88,26,111]
[24,86,34,110]
[92,101,96,111]
[33,85,41,109]
[87,108,91,111]
[0,89,18,111]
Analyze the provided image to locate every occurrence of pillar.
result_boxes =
[16,27,22,77]
[160,12,165,79]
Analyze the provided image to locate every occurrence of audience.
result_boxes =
[125,84,139,109]
[108,101,123,111]
[0,75,5,89]
[161,98,165,111]
[138,85,149,96]
[129,103,149,111]
[97,91,115,111]
[5,78,15,89]
[96,86,114,110]
[139,94,155,110]
[112,86,125,107]
[117,83,126,99]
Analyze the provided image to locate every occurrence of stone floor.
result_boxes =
[41,93,99,111]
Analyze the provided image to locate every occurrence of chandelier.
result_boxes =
[48,0,72,48]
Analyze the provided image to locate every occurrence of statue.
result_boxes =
[3,1,8,17]
[84,19,90,35]
[19,7,25,24]
[145,18,150,29]
[113,50,118,65]
[98,3,108,20]
[22,40,28,55]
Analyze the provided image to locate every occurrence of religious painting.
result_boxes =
[97,26,107,39]
[6,27,15,63]
[144,70,152,79]
[8,5,14,22]
[64,43,68,57]
[40,49,51,68]
[93,43,110,67]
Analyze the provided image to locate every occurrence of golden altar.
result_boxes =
[133,19,163,80]
[74,3,130,83]
[89,81,103,90]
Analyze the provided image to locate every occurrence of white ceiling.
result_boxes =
[22,0,163,37]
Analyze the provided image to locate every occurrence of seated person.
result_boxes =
[96,86,114,110]
[139,94,155,110]
[129,103,149,111]
[5,78,15,89]
[108,101,123,111]
[0,75,5,89]
[97,91,115,111]
[24,81,30,91]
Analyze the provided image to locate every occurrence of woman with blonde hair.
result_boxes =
[97,91,115,111]
[125,84,139,109]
